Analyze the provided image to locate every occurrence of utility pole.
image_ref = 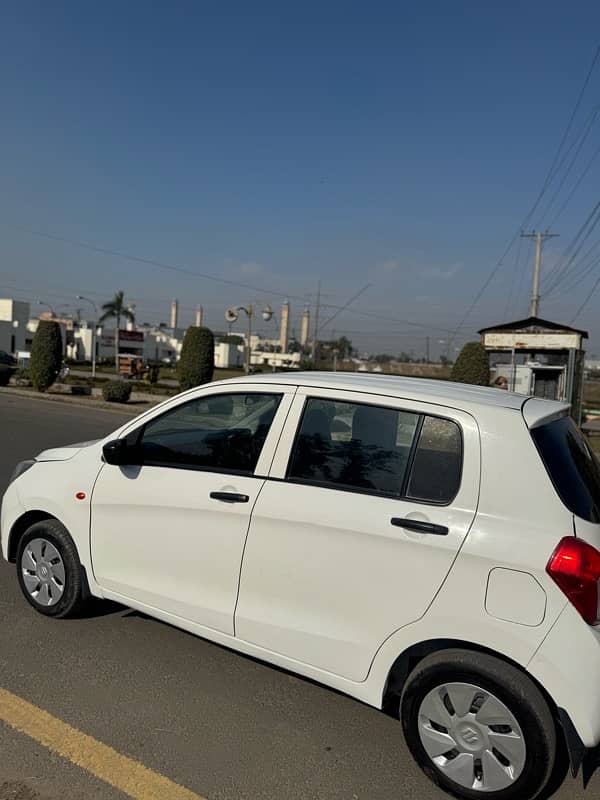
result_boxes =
[521,231,559,317]
[311,280,321,363]
[426,336,430,364]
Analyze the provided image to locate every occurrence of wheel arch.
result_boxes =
[381,637,575,774]
[382,637,557,715]
[7,510,59,562]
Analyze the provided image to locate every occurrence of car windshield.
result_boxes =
[531,415,600,523]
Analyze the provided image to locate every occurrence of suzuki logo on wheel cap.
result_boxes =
[460,726,480,745]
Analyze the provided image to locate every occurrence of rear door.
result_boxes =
[235,388,480,681]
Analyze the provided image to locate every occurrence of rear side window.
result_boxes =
[407,416,462,504]
[531,415,600,523]
[287,398,462,503]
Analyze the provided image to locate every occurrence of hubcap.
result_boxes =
[417,682,526,792]
[21,538,65,607]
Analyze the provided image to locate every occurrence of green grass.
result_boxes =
[589,437,600,457]
[212,367,246,381]
[584,381,600,410]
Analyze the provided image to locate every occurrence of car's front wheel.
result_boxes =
[16,520,86,618]
[400,649,556,800]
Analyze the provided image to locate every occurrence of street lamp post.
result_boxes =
[37,300,55,317]
[76,295,98,378]
[224,304,273,373]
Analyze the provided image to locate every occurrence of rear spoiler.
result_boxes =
[522,397,571,430]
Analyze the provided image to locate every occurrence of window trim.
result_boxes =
[128,390,284,477]
[284,395,464,506]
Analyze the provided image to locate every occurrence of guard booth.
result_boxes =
[479,316,588,423]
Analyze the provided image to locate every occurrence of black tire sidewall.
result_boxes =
[401,661,555,800]
[16,521,82,618]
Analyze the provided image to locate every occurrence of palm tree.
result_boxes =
[99,291,136,373]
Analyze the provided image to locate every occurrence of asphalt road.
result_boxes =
[0,393,598,800]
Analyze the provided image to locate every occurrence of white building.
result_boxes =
[143,327,183,364]
[215,342,245,369]
[0,299,30,355]
[251,350,301,369]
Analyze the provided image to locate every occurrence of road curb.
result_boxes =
[0,387,156,416]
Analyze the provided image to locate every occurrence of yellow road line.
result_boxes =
[0,687,206,800]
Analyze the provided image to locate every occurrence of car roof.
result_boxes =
[214,371,530,409]
[211,371,571,427]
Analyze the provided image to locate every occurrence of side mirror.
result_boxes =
[102,439,132,466]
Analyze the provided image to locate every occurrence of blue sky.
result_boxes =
[1,1,600,356]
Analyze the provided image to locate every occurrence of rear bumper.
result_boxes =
[528,603,600,749]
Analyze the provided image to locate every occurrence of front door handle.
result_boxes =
[210,491,249,504]
[391,518,449,536]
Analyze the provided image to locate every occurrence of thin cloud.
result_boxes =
[424,262,464,281]
[239,261,265,275]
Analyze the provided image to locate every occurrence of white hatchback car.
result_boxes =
[3,373,600,799]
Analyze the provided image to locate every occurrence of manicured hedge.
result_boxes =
[30,321,63,392]
[178,327,215,391]
[450,341,490,386]
[102,380,132,403]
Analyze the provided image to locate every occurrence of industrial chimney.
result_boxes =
[279,301,290,353]
[170,299,179,330]
[300,305,310,347]
[195,305,203,327]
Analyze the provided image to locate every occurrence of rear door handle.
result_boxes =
[391,518,449,536]
[210,491,250,503]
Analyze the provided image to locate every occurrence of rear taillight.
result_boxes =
[546,537,600,625]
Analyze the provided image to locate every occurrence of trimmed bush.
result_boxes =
[13,368,31,386]
[102,380,132,403]
[30,321,63,392]
[178,327,215,391]
[451,341,490,386]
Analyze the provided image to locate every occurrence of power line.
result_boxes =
[545,238,600,298]
[547,136,600,229]
[571,271,600,323]
[5,224,310,302]
[536,45,600,203]
[316,283,371,334]
[502,234,524,320]
[449,44,600,343]
[513,237,534,314]
[538,105,600,227]
[3,224,470,334]
[542,199,600,294]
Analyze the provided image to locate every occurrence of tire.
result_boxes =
[16,520,87,618]
[400,649,556,800]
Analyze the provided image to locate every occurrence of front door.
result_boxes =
[235,391,479,681]
[91,388,292,635]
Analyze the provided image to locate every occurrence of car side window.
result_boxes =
[287,398,463,504]
[287,398,420,497]
[140,392,282,474]
[406,416,462,504]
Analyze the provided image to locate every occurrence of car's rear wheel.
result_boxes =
[16,520,86,618]
[400,649,556,800]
